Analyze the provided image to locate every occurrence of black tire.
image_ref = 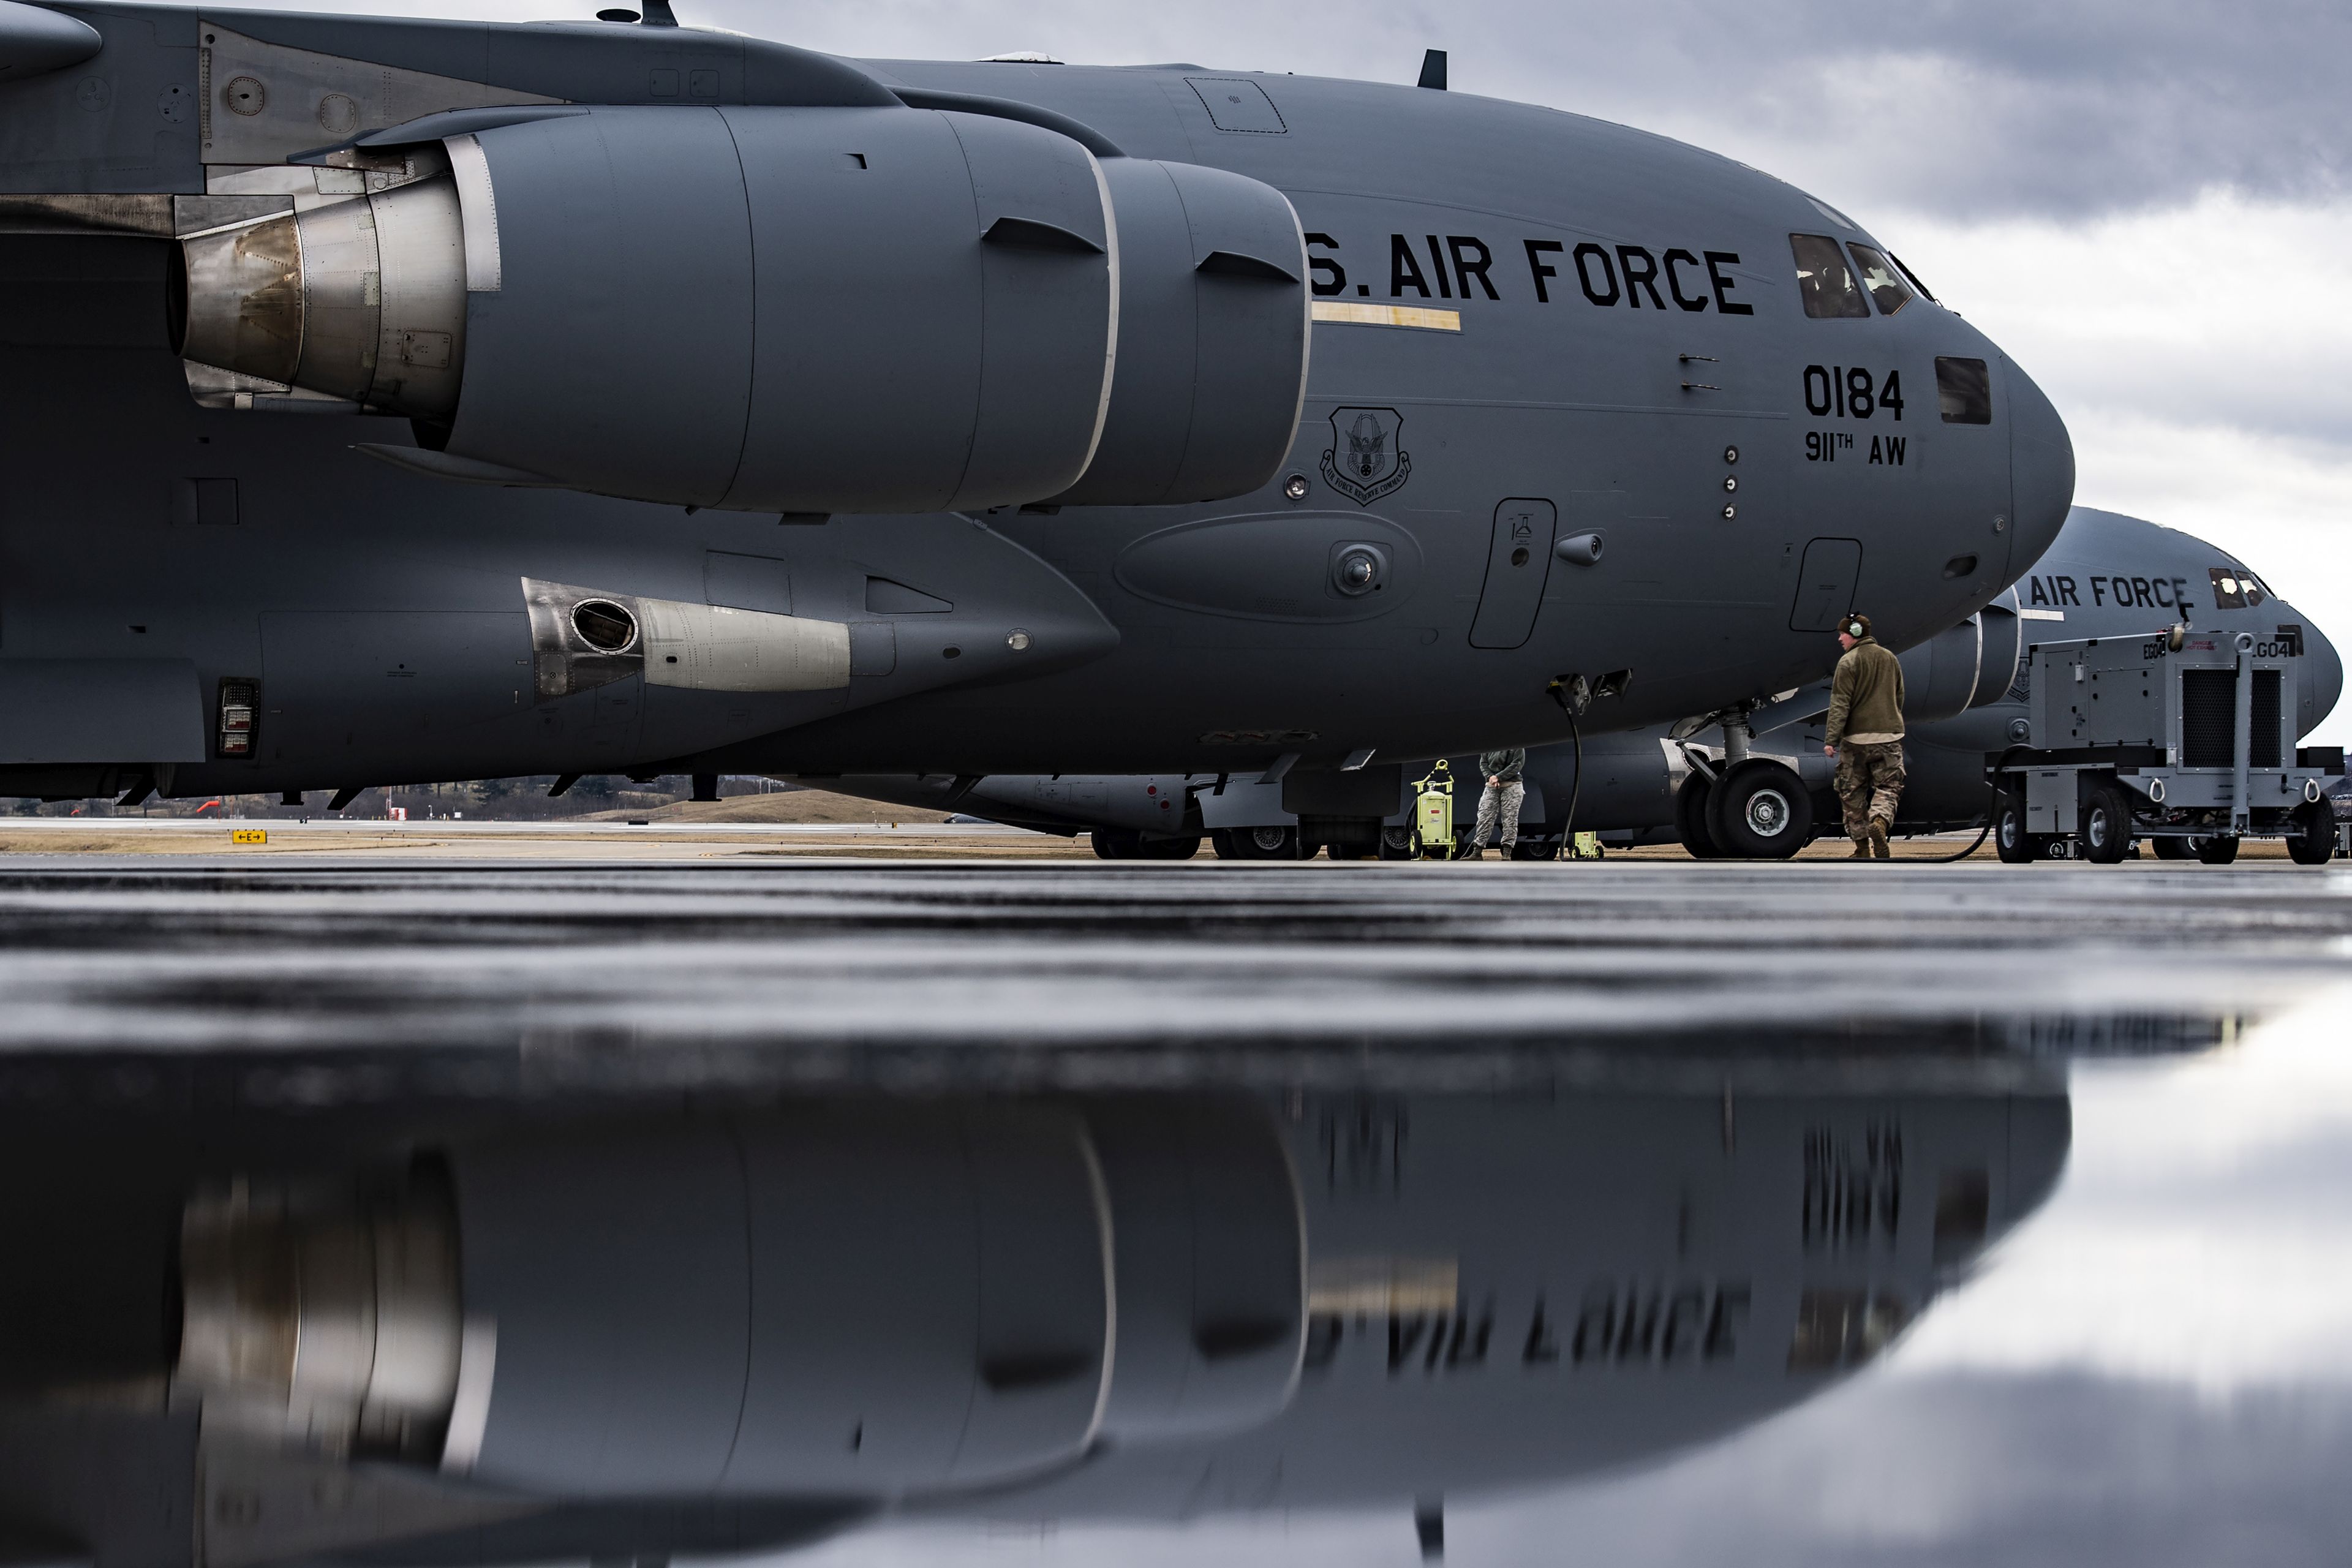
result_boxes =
[1994,789,2037,864]
[1708,760,1814,860]
[2288,801,2336,865]
[1231,824,1301,860]
[1327,840,1370,860]
[1673,773,1721,859]
[1378,826,1414,860]
[2196,835,2241,865]
[2079,782,2133,864]
[1508,837,1553,861]
[1139,834,1202,861]
[1091,829,1140,860]
[2150,837,2193,860]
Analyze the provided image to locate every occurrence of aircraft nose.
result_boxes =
[2005,356,2075,573]
[2299,614,2343,736]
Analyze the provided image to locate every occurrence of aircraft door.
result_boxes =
[1469,499,1558,649]
[1789,538,1863,632]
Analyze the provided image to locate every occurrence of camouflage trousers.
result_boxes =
[1834,741,1906,839]
[1474,780,1525,849]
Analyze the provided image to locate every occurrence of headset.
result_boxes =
[1844,617,1868,639]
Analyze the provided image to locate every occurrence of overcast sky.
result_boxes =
[213,0,2352,740]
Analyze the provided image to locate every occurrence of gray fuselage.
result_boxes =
[880,507,2339,847]
[0,8,2071,801]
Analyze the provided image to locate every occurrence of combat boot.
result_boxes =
[1849,837,1871,859]
[1869,820,1891,860]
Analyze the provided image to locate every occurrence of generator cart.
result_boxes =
[1989,627,2343,865]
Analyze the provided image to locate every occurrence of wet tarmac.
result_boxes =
[0,859,2338,1060]
[0,859,2343,1566]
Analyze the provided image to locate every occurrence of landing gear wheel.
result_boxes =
[1994,789,2039,864]
[2196,834,2241,865]
[1327,840,1370,860]
[1707,760,1814,859]
[2079,782,2133,864]
[2289,801,2337,865]
[2150,837,2192,860]
[1508,837,1551,861]
[1091,829,1140,860]
[1378,826,1414,861]
[1221,824,1302,860]
[1673,773,1721,859]
[1138,834,1202,861]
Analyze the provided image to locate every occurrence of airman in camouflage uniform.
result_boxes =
[1822,614,1906,859]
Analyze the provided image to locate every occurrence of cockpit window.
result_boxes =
[1936,356,1992,424]
[1889,252,1937,303]
[2210,567,2266,609]
[1790,234,1870,318]
[1846,243,1915,315]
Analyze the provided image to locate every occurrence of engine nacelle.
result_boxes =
[175,106,1309,514]
[1899,594,2024,723]
[175,1101,1305,1496]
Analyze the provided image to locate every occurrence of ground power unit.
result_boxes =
[1991,627,2342,864]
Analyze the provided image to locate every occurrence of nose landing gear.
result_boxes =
[1676,758,1814,860]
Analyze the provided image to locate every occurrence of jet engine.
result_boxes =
[175,1099,1306,1493]
[1899,592,2024,723]
[173,107,1310,514]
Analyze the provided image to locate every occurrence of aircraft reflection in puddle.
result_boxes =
[0,1044,2078,1567]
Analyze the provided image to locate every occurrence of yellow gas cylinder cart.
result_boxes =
[1408,760,1457,859]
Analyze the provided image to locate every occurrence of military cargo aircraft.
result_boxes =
[0,1040,2068,1566]
[870,508,2339,859]
[0,4,2069,836]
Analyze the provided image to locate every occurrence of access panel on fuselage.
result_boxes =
[257,611,546,774]
[1788,538,1862,632]
[1469,499,1556,649]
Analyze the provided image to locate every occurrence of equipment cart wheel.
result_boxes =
[2287,801,2337,865]
[2079,783,2134,864]
[1673,773,1721,859]
[1994,789,2041,864]
[2195,835,2241,865]
[2150,837,2193,860]
[1707,760,1813,859]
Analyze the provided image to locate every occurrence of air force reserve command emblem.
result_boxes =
[1319,406,1411,505]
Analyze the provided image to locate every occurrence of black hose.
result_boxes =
[1913,743,2035,864]
[1540,680,1586,861]
[1550,706,1583,860]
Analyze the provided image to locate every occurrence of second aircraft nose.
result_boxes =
[2297,614,2344,737]
[2004,355,2076,579]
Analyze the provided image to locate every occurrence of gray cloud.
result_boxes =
[202,0,2348,221]
[1456,1371,2352,1566]
[789,1373,2352,1567]
[660,0,2351,222]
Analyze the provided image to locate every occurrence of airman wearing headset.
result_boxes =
[1822,612,1907,860]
